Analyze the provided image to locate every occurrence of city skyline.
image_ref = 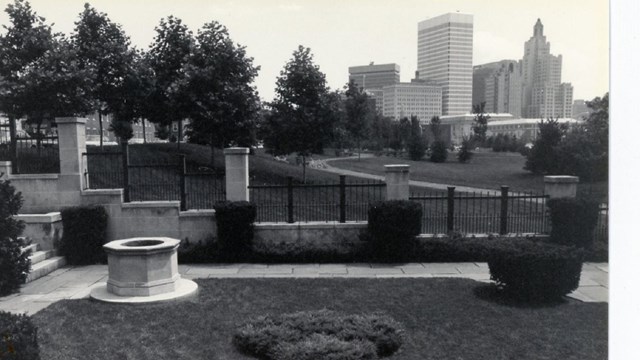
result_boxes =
[0,0,609,102]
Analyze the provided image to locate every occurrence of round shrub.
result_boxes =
[366,200,422,261]
[487,238,584,303]
[59,206,109,265]
[233,309,404,360]
[0,311,40,359]
[0,177,30,296]
[548,198,600,248]
[214,201,256,260]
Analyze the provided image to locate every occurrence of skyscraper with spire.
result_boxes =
[521,19,572,118]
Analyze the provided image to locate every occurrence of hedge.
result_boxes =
[365,200,422,261]
[0,311,40,359]
[0,177,30,296]
[59,206,109,265]
[213,201,256,261]
[548,198,600,248]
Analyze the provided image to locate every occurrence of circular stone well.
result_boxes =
[90,237,197,304]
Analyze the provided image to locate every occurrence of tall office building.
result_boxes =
[417,13,473,115]
[521,19,572,118]
[382,77,442,123]
[472,60,522,117]
[348,63,400,113]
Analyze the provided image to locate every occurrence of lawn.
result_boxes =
[33,278,607,360]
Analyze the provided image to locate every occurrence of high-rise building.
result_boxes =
[382,76,442,124]
[348,63,400,113]
[521,19,572,118]
[572,99,591,120]
[472,60,522,117]
[417,13,473,115]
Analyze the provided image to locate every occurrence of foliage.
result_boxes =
[0,177,30,296]
[213,201,256,260]
[472,102,490,145]
[184,21,261,158]
[342,80,372,156]
[428,115,442,141]
[0,311,40,359]
[487,238,584,303]
[59,206,109,265]
[524,118,567,174]
[548,198,600,249]
[490,134,523,153]
[407,116,427,160]
[457,136,474,163]
[261,46,340,182]
[367,113,394,151]
[429,140,448,163]
[233,309,404,360]
[365,200,422,261]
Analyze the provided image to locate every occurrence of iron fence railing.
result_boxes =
[249,176,386,223]
[1,126,59,174]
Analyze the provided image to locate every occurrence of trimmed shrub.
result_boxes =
[365,200,422,261]
[0,311,40,359]
[233,309,404,360]
[429,140,448,163]
[0,177,30,296]
[59,206,109,265]
[548,198,600,249]
[214,201,256,260]
[487,238,584,303]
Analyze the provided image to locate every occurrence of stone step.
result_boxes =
[27,257,66,283]
[21,243,39,255]
[29,250,54,265]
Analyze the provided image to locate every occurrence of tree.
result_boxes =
[428,115,442,141]
[184,21,260,168]
[73,3,134,149]
[343,79,372,160]
[472,102,490,146]
[144,16,195,149]
[369,112,393,151]
[457,136,473,163]
[524,118,567,174]
[429,116,447,162]
[0,177,30,296]
[262,46,339,182]
[407,116,427,160]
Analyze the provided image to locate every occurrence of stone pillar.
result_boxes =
[55,117,87,191]
[224,147,250,202]
[0,161,11,178]
[385,164,410,200]
[544,175,579,199]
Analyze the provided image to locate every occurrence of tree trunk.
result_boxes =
[36,121,42,157]
[210,144,216,172]
[142,118,147,144]
[98,110,103,150]
[357,139,361,161]
[8,115,17,174]
[177,120,182,150]
[302,155,306,184]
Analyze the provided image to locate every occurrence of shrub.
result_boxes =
[0,177,30,296]
[429,140,448,163]
[0,311,40,359]
[487,238,584,303]
[365,200,421,261]
[59,206,109,265]
[457,137,473,163]
[233,309,404,360]
[548,198,600,248]
[214,201,256,260]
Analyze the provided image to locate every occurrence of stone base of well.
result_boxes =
[90,278,198,304]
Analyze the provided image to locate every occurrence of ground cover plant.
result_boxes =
[0,311,40,359]
[0,177,30,296]
[233,309,403,359]
[32,278,607,360]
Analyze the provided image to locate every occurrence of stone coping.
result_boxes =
[417,233,550,239]
[122,201,180,208]
[255,221,367,230]
[544,175,579,183]
[54,117,87,124]
[224,147,250,155]
[8,173,59,180]
[179,209,216,217]
[104,237,180,255]
[384,164,410,172]
[82,189,123,196]
[15,212,62,223]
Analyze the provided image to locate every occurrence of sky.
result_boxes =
[0,0,609,103]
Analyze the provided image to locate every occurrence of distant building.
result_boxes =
[572,99,592,120]
[85,112,162,145]
[418,13,473,115]
[473,60,522,117]
[440,113,515,145]
[382,75,442,123]
[348,63,400,113]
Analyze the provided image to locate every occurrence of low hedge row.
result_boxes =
[59,206,109,265]
[0,311,40,359]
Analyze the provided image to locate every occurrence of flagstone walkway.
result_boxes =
[0,262,608,315]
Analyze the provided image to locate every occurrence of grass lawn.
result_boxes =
[33,278,607,360]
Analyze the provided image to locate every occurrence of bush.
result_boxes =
[0,177,30,296]
[0,311,40,359]
[457,137,473,163]
[365,200,421,261]
[548,198,600,249]
[59,206,109,265]
[214,201,256,260]
[429,140,448,163]
[233,309,404,360]
[487,238,584,303]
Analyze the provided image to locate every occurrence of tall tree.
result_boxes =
[262,46,339,182]
[184,21,260,168]
[343,79,372,160]
[144,16,194,149]
[472,102,490,146]
[524,118,567,174]
[72,3,134,149]
[407,115,427,160]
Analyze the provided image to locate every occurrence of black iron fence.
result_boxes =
[596,204,608,244]
[249,176,386,223]
[83,149,225,210]
[409,186,549,235]
[0,125,59,174]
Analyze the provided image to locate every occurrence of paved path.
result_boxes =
[0,262,608,315]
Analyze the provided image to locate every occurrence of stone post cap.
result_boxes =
[544,175,579,184]
[223,147,250,155]
[54,117,87,124]
[0,161,11,166]
[384,164,410,173]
